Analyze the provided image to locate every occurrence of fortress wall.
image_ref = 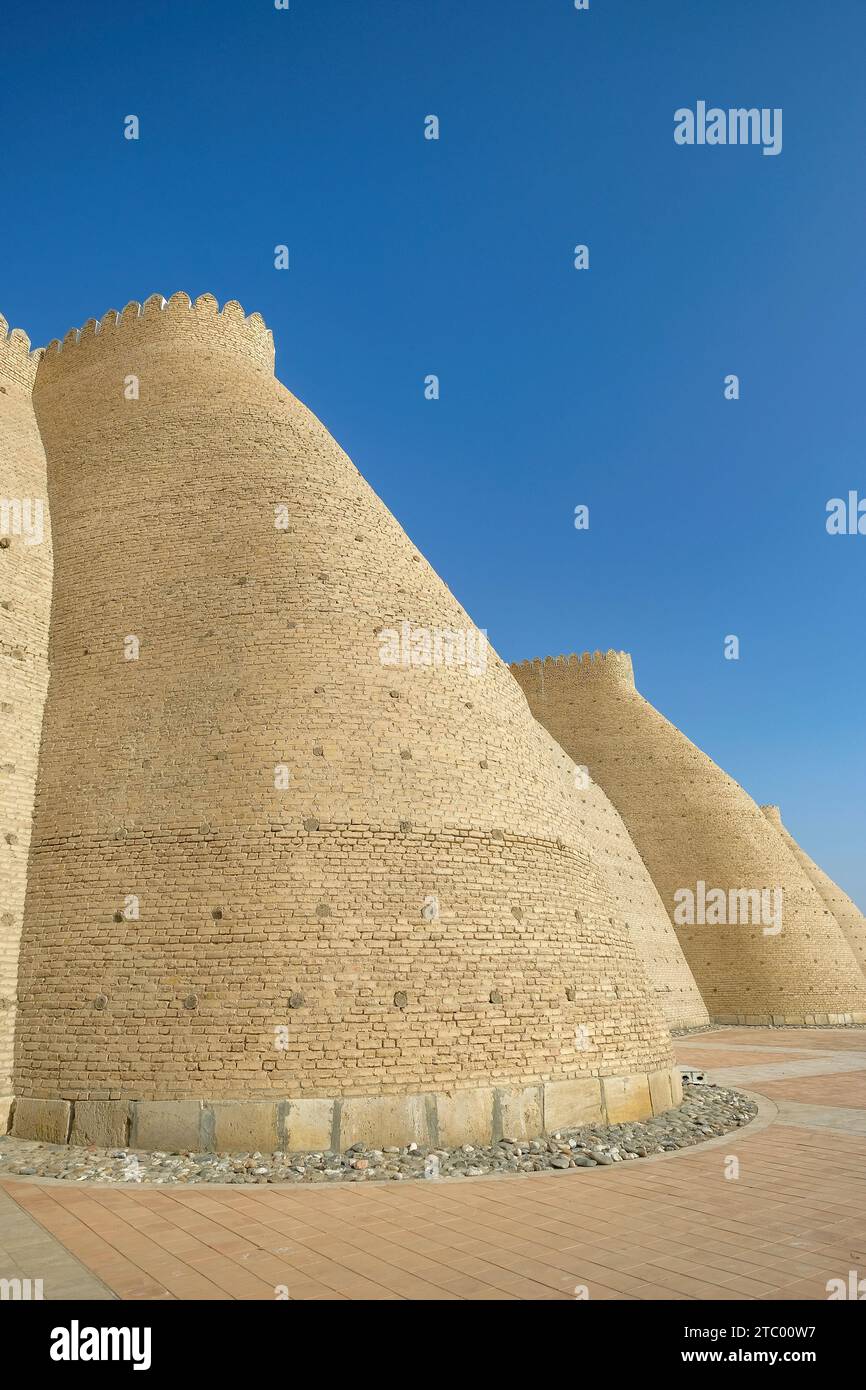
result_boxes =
[512,651,866,1026]
[761,805,866,977]
[11,295,676,1148]
[0,316,52,1129]
[527,703,709,1032]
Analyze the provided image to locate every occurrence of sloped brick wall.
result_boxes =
[512,651,866,1025]
[0,317,51,1128]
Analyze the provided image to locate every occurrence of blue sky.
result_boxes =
[2,0,864,903]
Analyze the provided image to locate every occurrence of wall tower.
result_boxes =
[526,699,709,1032]
[10,296,677,1150]
[0,314,52,1130]
[511,651,866,1026]
[761,805,866,977]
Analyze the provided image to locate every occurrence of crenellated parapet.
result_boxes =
[511,649,636,699]
[34,291,275,392]
[0,314,42,395]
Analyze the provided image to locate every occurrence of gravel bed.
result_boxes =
[0,1084,756,1185]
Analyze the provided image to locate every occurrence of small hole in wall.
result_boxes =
[211,908,223,920]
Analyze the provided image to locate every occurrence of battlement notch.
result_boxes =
[0,313,42,394]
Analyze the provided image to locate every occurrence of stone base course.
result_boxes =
[8,1065,682,1151]
[713,1013,866,1027]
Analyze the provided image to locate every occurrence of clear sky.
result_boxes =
[2,1,864,904]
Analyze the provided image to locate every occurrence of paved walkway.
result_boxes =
[2,1028,865,1301]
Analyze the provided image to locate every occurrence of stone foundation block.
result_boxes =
[130,1101,204,1151]
[647,1070,673,1116]
[437,1088,494,1147]
[12,1097,71,1143]
[282,1098,335,1152]
[494,1085,543,1141]
[543,1077,603,1131]
[70,1100,130,1148]
[602,1073,652,1124]
[339,1095,431,1149]
[210,1102,280,1153]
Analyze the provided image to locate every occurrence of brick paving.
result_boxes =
[1,1027,865,1301]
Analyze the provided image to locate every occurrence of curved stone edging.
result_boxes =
[9,1066,683,1152]
[632,1085,776,1165]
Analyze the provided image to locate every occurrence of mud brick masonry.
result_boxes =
[1,295,863,1152]
[2,295,680,1152]
[760,803,866,975]
[511,651,866,1028]
[0,317,51,1133]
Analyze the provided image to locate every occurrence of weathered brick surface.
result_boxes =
[538,729,708,1032]
[512,651,866,1025]
[8,295,674,1145]
[0,316,51,1119]
[761,805,866,977]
